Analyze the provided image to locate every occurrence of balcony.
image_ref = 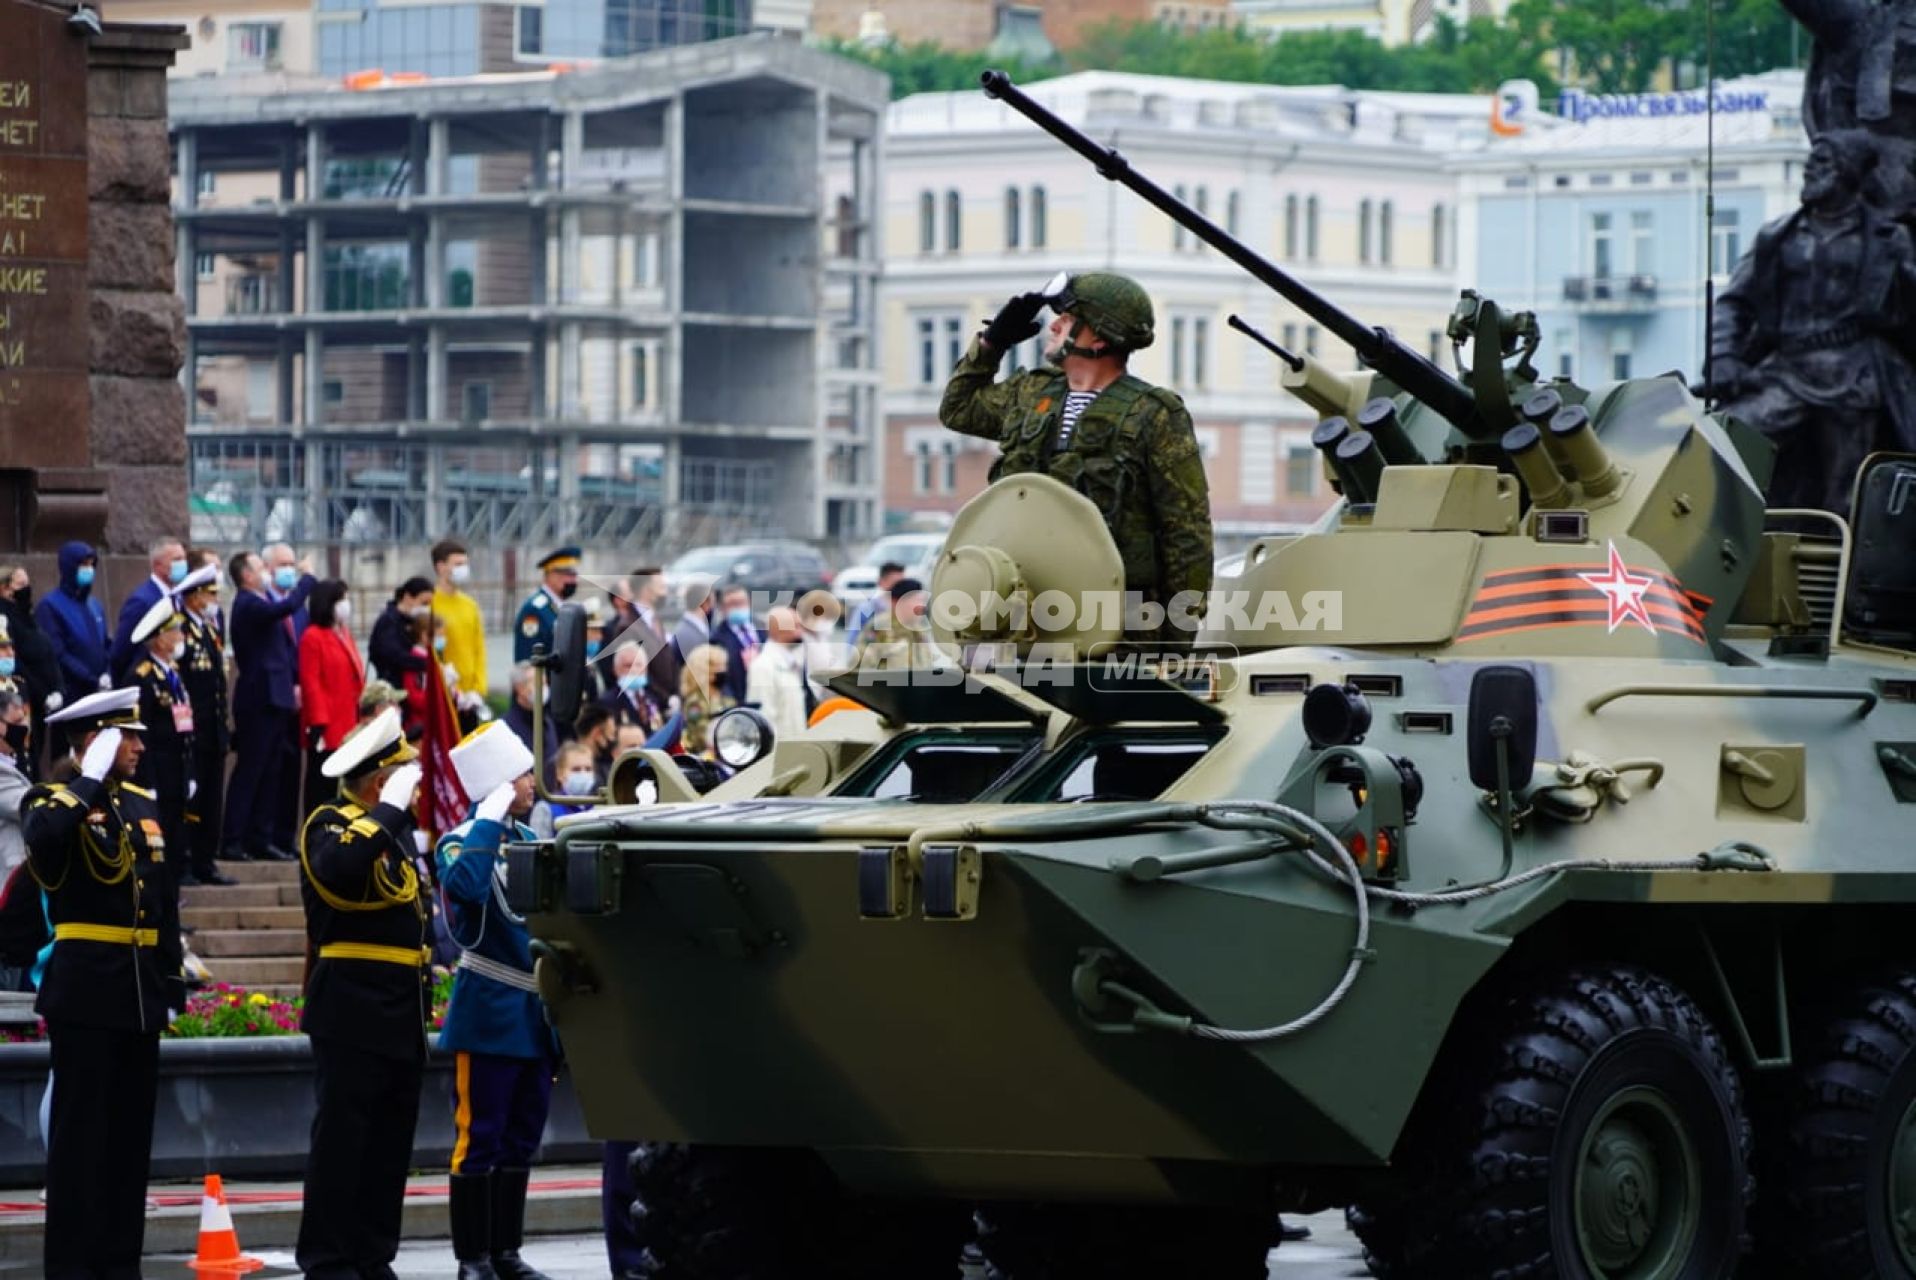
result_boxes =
[1561,274,1659,312]
[226,274,281,316]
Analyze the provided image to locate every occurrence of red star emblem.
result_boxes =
[1579,541,1657,634]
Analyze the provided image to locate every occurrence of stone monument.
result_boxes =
[0,0,186,592]
[1709,0,1916,514]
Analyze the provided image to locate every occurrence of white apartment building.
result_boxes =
[880,71,1489,535]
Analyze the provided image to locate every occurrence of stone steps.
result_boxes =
[192,928,307,958]
[208,860,301,884]
[199,955,306,987]
[181,882,302,910]
[180,904,305,932]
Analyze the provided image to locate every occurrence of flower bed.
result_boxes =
[1,972,457,1042]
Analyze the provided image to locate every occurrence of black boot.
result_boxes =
[450,1173,500,1280]
[488,1168,554,1280]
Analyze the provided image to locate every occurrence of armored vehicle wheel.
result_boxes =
[626,1143,968,1279]
[972,1202,1273,1279]
[1772,968,1916,1277]
[1386,967,1752,1279]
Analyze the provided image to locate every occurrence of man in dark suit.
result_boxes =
[108,537,187,683]
[670,578,715,669]
[222,550,316,862]
[624,569,680,698]
[712,584,759,704]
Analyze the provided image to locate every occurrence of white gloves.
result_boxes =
[475,780,516,824]
[442,662,460,686]
[96,673,111,691]
[80,728,121,781]
[379,762,422,811]
[44,691,63,713]
[188,779,198,801]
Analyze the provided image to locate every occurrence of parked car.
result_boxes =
[667,542,834,607]
[831,532,947,618]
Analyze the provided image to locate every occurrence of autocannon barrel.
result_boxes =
[980,69,1483,437]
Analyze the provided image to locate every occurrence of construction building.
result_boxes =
[168,35,887,569]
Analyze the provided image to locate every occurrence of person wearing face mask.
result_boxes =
[712,584,759,704]
[513,545,581,665]
[299,581,366,823]
[223,549,316,864]
[108,537,188,684]
[178,565,233,880]
[0,691,29,879]
[544,743,599,822]
[128,596,231,888]
[571,705,618,785]
[678,643,736,760]
[432,540,488,699]
[597,643,662,734]
[744,606,810,741]
[0,564,60,764]
[34,541,109,722]
[370,577,434,691]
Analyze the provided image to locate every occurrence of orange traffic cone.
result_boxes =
[186,1174,265,1273]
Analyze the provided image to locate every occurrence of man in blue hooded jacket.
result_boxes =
[437,722,558,1280]
[33,543,108,717]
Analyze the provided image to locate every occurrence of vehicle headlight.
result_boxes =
[712,707,774,770]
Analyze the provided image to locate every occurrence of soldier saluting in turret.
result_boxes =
[23,687,183,1280]
[939,273,1215,638]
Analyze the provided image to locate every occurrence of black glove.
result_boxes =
[982,292,1045,352]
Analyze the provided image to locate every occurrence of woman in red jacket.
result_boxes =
[297,579,365,814]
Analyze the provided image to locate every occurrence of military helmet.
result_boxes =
[1051,271,1155,352]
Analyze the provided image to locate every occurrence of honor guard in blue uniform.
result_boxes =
[512,546,581,664]
[23,688,183,1280]
[127,595,229,888]
[438,722,559,1280]
[295,707,430,1280]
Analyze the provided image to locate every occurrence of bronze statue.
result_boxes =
[1785,0,1916,207]
[1711,131,1916,513]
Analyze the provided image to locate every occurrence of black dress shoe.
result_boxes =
[259,845,298,862]
[194,868,237,886]
[1277,1218,1312,1243]
[220,846,256,862]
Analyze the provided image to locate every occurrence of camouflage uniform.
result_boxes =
[939,338,1214,631]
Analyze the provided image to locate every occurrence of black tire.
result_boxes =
[1773,968,1916,1277]
[626,1142,969,1279]
[1346,1198,1407,1278]
[974,1202,1272,1280]
[1384,966,1752,1279]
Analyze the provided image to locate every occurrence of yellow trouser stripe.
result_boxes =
[451,1052,473,1174]
[317,942,429,966]
[53,924,159,946]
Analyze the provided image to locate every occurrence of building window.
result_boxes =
[1710,208,1741,277]
[1004,186,1021,250]
[1305,196,1319,261]
[1304,325,1320,357]
[1430,203,1446,268]
[941,442,957,493]
[1589,211,1614,278]
[834,193,857,259]
[1173,184,1188,250]
[1284,194,1298,258]
[462,381,492,423]
[918,192,935,253]
[1612,352,1632,380]
[517,6,543,55]
[914,442,933,494]
[1428,329,1444,362]
[1379,200,1393,265]
[1170,314,1209,389]
[631,345,649,407]
[1281,322,1298,353]
[1226,189,1240,238]
[227,21,282,69]
[944,190,962,252]
[1030,185,1046,247]
[1192,186,1208,252]
[1285,444,1317,497]
[1629,210,1653,275]
[197,170,216,198]
[1555,329,1572,379]
[1358,198,1373,264]
[195,252,216,280]
[322,380,344,406]
[917,312,965,384]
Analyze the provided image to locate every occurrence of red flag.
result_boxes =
[417,655,467,842]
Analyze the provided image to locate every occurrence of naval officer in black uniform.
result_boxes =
[23,687,183,1280]
[295,705,430,1280]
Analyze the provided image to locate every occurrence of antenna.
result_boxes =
[1701,0,1718,407]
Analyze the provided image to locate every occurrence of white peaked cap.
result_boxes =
[130,595,184,645]
[450,721,535,801]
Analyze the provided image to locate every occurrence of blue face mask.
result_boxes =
[0,657,15,678]
[273,566,298,591]
[75,566,95,588]
[619,672,648,693]
[166,559,188,585]
[727,606,752,628]
[585,640,602,659]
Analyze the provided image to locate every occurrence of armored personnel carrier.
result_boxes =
[510,73,1916,1279]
